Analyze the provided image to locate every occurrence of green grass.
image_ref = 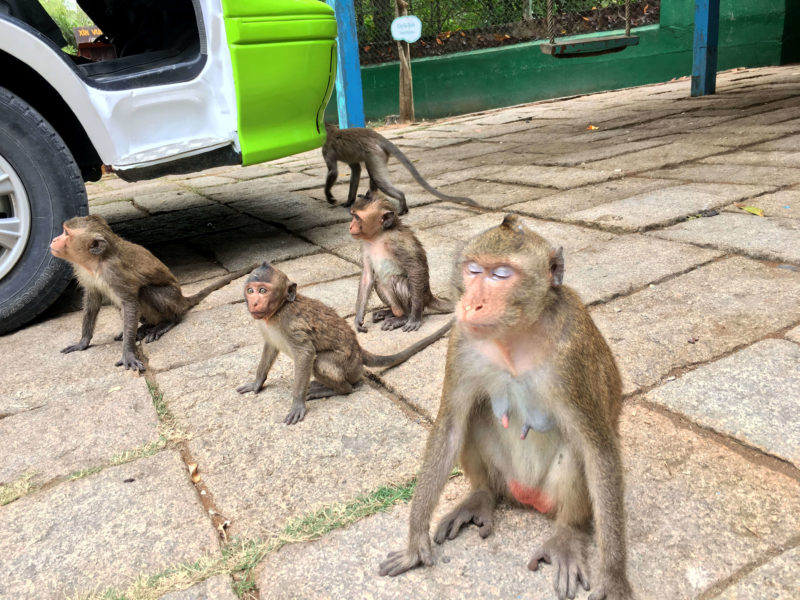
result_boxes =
[0,471,38,506]
[39,0,93,53]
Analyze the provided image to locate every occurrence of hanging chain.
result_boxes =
[625,0,631,37]
[546,0,555,44]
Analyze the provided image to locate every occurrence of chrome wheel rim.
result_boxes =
[0,154,32,280]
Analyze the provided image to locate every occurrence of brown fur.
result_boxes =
[50,215,253,372]
[349,193,453,333]
[379,215,633,600]
[322,123,477,215]
[238,263,452,424]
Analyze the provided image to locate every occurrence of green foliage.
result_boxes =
[39,0,93,51]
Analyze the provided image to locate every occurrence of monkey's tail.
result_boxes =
[183,264,257,310]
[382,139,479,207]
[362,318,454,369]
[427,295,455,314]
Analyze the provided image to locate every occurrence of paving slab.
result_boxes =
[590,257,800,394]
[155,348,428,537]
[523,137,670,167]
[91,199,148,223]
[299,276,381,319]
[302,221,357,251]
[0,374,157,486]
[178,175,239,190]
[564,183,773,232]
[506,177,680,218]
[751,133,800,152]
[645,339,800,467]
[227,191,351,232]
[644,163,800,187]
[787,326,800,344]
[481,164,622,189]
[435,179,554,209]
[149,243,229,284]
[702,150,800,169]
[133,189,215,214]
[397,202,479,229]
[159,576,239,600]
[0,451,219,599]
[715,546,800,600]
[197,224,320,271]
[86,180,184,204]
[201,172,319,202]
[650,212,800,265]
[574,141,730,175]
[728,189,800,220]
[254,407,800,600]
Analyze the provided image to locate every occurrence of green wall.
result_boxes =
[327,0,797,122]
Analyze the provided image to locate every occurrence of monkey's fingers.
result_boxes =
[115,355,145,372]
[401,319,421,332]
[284,404,306,425]
[527,548,552,571]
[382,316,408,331]
[236,382,261,395]
[378,549,423,577]
[61,341,90,353]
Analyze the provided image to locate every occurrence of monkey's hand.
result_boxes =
[115,352,145,372]
[378,533,432,577]
[61,339,90,353]
[401,316,422,332]
[587,574,635,600]
[354,317,368,333]
[284,400,307,425]
[236,381,264,395]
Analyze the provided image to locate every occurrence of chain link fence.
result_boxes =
[355,0,660,65]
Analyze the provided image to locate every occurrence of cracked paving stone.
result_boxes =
[714,546,800,600]
[787,325,800,344]
[645,163,800,187]
[90,200,148,223]
[436,180,553,209]
[481,163,622,189]
[254,407,800,600]
[590,257,800,394]
[0,451,219,599]
[158,575,238,600]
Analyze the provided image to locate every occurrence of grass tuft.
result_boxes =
[0,471,38,505]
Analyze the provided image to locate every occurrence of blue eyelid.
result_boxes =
[466,262,483,274]
[492,266,513,279]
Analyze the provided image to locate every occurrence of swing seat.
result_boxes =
[540,34,639,58]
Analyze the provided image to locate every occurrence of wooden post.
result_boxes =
[395,0,415,123]
[691,0,720,97]
[325,0,365,127]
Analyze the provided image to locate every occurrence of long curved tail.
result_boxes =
[362,318,454,368]
[183,264,257,310]
[381,139,478,207]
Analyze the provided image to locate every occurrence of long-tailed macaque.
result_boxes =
[349,192,453,333]
[237,263,452,425]
[322,123,477,215]
[50,215,254,372]
[379,215,634,600]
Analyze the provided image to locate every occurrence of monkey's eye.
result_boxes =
[491,266,514,279]
[258,287,267,294]
[466,262,484,275]
[246,287,254,294]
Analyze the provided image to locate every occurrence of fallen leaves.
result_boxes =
[735,203,765,217]
[188,462,201,483]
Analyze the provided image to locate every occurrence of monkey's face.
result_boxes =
[456,258,522,338]
[50,224,108,266]
[49,225,74,258]
[349,199,396,241]
[244,279,296,321]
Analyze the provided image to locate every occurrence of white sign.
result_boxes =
[391,15,422,44]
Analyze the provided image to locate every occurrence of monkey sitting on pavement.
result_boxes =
[349,192,453,333]
[237,262,453,425]
[50,215,254,372]
[322,123,477,215]
[379,215,635,600]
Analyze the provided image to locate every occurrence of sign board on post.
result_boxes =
[391,15,422,43]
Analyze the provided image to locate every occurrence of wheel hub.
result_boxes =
[0,154,32,280]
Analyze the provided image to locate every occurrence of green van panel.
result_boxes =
[222,0,337,165]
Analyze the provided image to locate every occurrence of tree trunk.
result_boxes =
[395,0,414,123]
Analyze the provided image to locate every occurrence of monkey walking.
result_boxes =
[379,215,634,600]
[237,263,452,425]
[50,215,254,372]
[322,123,477,215]
[349,192,453,333]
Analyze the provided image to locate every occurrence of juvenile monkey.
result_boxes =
[237,262,452,425]
[322,123,477,215]
[349,192,453,333]
[379,215,634,600]
[51,215,254,372]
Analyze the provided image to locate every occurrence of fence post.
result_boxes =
[325,0,366,128]
[691,0,720,96]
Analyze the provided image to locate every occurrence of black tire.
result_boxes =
[0,86,87,335]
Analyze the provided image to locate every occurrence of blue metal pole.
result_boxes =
[691,0,720,96]
[325,0,365,128]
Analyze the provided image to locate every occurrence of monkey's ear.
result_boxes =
[286,282,297,302]
[88,235,108,256]
[381,210,396,229]
[549,247,564,287]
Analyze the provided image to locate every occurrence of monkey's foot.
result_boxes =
[236,381,264,395]
[381,315,409,331]
[433,489,494,544]
[61,340,90,353]
[284,401,307,425]
[142,321,176,343]
[115,353,145,372]
[306,380,350,400]
[401,317,422,332]
[587,574,635,600]
[379,534,433,577]
[528,528,591,600]
[371,308,393,323]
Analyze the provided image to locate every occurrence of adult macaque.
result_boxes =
[51,215,253,372]
[322,123,477,215]
[237,263,452,425]
[379,215,634,600]
[349,192,453,333]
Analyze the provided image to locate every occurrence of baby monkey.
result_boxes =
[51,215,253,372]
[322,123,477,215]
[238,262,452,425]
[350,192,453,333]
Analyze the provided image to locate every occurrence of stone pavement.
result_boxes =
[1,65,799,600]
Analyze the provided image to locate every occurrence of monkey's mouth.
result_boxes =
[249,310,269,320]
